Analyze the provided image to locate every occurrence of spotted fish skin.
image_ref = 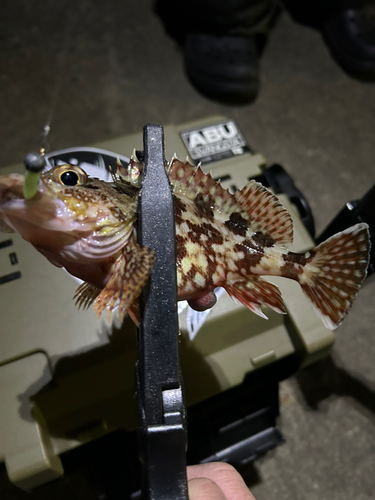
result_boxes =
[0,155,370,330]
[169,158,370,329]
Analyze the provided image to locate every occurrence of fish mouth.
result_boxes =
[0,174,27,232]
[0,173,78,245]
[0,173,25,202]
[0,173,130,258]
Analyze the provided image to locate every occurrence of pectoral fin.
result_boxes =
[94,240,156,322]
[74,282,101,310]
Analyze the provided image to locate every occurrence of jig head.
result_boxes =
[23,152,46,199]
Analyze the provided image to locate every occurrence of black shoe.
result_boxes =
[283,0,375,81]
[184,33,260,105]
[322,3,375,81]
[155,0,280,105]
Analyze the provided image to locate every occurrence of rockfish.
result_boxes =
[0,156,370,329]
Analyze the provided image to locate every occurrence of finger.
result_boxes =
[187,463,256,500]
[188,477,227,500]
[188,291,217,311]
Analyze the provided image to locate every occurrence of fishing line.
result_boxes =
[36,8,81,157]
[24,8,82,199]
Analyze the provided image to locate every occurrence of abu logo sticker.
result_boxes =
[180,120,249,164]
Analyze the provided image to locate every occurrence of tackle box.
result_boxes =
[0,116,335,492]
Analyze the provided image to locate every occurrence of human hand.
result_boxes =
[187,462,256,500]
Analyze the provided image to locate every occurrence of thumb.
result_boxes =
[188,477,227,500]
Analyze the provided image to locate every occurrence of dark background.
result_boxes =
[0,1,374,498]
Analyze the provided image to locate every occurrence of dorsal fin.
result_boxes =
[115,152,142,187]
[234,180,294,246]
[168,157,239,212]
[168,157,293,246]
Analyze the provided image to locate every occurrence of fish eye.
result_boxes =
[60,170,80,186]
[53,165,88,186]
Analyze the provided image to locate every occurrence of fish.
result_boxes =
[0,154,370,330]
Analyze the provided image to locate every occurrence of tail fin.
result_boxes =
[299,223,370,330]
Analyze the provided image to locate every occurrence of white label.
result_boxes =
[184,287,226,341]
[181,120,248,164]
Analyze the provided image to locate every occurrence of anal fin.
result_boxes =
[225,276,287,319]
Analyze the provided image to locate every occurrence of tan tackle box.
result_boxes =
[0,116,334,490]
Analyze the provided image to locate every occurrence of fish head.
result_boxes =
[0,164,138,264]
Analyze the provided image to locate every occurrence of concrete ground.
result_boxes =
[1,0,375,499]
